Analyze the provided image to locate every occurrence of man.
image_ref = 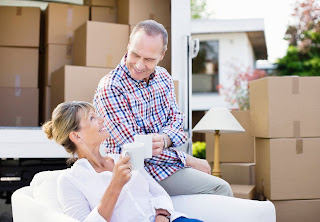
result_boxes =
[94,20,233,197]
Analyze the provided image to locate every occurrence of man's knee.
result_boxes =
[208,177,233,197]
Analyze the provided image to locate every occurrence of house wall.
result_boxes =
[191,32,256,111]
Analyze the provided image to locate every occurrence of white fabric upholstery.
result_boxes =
[12,169,276,222]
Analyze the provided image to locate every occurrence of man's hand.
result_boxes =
[151,133,164,156]
[185,154,211,174]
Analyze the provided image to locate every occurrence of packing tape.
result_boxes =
[15,87,21,97]
[149,13,155,20]
[16,7,22,16]
[296,138,303,154]
[66,31,73,44]
[66,44,72,59]
[106,55,112,67]
[293,121,300,137]
[15,75,21,88]
[67,7,73,27]
[292,76,299,94]
[15,116,22,126]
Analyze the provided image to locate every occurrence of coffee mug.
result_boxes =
[134,134,153,159]
[122,142,145,171]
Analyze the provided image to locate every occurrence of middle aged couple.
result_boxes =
[44,20,233,222]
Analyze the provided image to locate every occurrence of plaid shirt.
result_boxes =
[93,54,188,181]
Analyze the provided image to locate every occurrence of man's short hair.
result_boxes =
[130,20,168,53]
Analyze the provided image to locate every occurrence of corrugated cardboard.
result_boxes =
[0,6,40,47]
[231,184,256,200]
[0,87,39,126]
[249,76,320,138]
[73,21,129,68]
[91,6,117,23]
[129,25,171,72]
[0,47,38,88]
[206,110,254,163]
[44,44,73,86]
[40,86,51,123]
[51,65,112,112]
[45,3,89,45]
[256,138,320,200]
[85,0,116,7]
[273,199,320,222]
[117,0,171,27]
[220,163,255,185]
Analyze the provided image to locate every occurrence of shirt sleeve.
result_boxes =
[139,169,187,221]
[57,175,106,222]
[94,82,144,148]
[160,75,188,148]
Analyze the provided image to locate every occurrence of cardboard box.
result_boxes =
[173,80,179,105]
[44,44,73,86]
[0,87,39,126]
[51,65,112,112]
[0,6,40,47]
[117,0,171,27]
[231,184,256,200]
[45,3,89,45]
[40,86,51,123]
[250,76,320,138]
[256,138,320,200]
[220,163,255,185]
[206,110,254,163]
[0,47,38,88]
[73,21,129,68]
[273,199,320,222]
[85,0,116,7]
[91,6,116,23]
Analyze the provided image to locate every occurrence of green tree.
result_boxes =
[191,0,209,19]
[276,0,320,76]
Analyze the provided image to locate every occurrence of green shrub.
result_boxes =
[192,141,206,159]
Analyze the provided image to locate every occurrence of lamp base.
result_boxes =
[212,169,221,178]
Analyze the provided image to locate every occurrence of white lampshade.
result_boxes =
[193,107,245,133]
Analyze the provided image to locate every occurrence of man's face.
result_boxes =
[126,30,165,82]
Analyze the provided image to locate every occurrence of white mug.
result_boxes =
[122,142,145,171]
[134,134,153,159]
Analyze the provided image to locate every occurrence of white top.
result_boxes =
[57,159,186,222]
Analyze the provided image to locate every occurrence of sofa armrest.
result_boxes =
[171,194,276,222]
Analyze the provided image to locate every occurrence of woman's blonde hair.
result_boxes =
[42,101,95,162]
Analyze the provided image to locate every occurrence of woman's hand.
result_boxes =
[155,209,170,222]
[110,155,132,189]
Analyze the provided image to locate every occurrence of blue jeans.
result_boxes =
[173,217,203,222]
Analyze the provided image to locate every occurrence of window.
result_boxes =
[192,40,219,93]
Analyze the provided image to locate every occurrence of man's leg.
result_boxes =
[158,167,233,197]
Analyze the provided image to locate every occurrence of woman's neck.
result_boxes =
[77,144,104,169]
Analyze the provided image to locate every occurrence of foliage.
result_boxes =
[192,141,206,159]
[276,0,320,76]
[191,0,209,19]
[217,66,266,110]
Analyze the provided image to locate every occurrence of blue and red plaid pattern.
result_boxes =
[93,54,188,181]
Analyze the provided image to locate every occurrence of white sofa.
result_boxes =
[11,169,276,222]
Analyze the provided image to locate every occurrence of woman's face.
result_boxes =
[78,109,110,146]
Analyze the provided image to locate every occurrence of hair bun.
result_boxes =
[42,121,54,140]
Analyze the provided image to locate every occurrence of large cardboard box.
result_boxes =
[231,184,256,200]
[256,138,320,200]
[220,163,255,185]
[91,6,117,23]
[40,86,51,123]
[117,0,171,27]
[0,87,39,126]
[0,6,40,47]
[44,44,73,86]
[0,47,38,88]
[273,199,320,222]
[206,110,254,163]
[73,21,129,68]
[173,80,179,105]
[45,3,89,45]
[250,76,320,138]
[51,65,112,112]
[85,0,116,7]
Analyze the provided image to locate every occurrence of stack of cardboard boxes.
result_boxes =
[205,110,256,199]
[0,6,40,126]
[86,0,117,23]
[250,76,320,222]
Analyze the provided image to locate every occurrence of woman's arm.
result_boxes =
[96,155,132,221]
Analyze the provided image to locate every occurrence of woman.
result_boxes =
[43,101,202,222]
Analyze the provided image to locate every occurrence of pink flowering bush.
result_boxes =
[217,67,266,110]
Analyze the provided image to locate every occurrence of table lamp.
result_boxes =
[193,107,245,178]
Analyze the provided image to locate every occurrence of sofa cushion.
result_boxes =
[30,170,65,212]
